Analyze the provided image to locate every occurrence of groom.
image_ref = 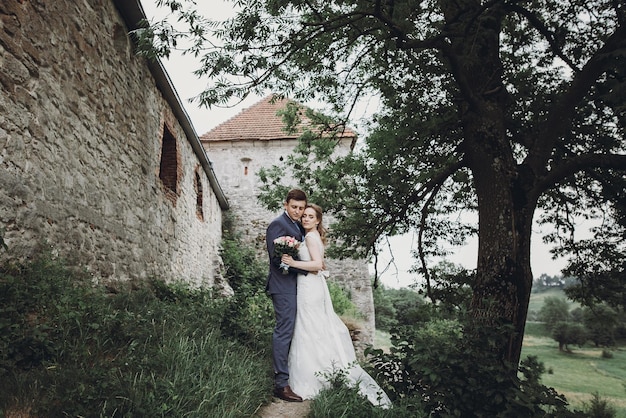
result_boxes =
[265,188,308,402]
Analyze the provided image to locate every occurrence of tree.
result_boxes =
[551,321,587,352]
[582,304,619,347]
[420,260,474,311]
[386,287,425,326]
[372,285,398,331]
[538,296,571,331]
[564,244,626,309]
[533,273,564,292]
[140,0,626,369]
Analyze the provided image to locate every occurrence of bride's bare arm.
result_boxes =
[281,233,324,272]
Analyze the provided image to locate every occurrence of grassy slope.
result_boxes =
[523,289,626,417]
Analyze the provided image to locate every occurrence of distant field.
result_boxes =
[527,287,580,318]
[522,330,626,416]
[524,289,626,417]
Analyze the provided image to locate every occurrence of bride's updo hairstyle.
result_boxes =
[307,203,327,245]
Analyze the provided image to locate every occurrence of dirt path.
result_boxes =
[255,399,312,418]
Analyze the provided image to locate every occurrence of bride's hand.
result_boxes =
[281,255,293,265]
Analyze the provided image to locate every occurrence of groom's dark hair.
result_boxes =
[286,188,307,203]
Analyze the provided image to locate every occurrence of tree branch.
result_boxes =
[418,181,444,303]
[526,25,626,175]
[534,153,626,197]
[364,158,466,256]
[507,4,581,72]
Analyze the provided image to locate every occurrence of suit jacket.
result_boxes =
[266,212,308,295]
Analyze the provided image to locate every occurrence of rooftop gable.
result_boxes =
[200,95,357,147]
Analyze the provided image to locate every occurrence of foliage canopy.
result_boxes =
[140,0,626,366]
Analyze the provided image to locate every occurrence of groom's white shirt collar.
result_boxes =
[284,211,298,224]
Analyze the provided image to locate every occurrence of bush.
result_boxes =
[582,392,617,418]
[373,284,398,331]
[367,313,586,417]
[601,349,614,359]
[328,280,362,319]
[219,217,274,350]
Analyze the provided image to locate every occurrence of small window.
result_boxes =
[159,125,179,201]
[241,157,251,176]
[194,168,204,221]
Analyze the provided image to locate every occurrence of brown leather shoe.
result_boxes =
[273,385,303,402]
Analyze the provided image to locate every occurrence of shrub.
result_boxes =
[367,313,585,417]
[601,349,614,359]
[582,392,617,418]
[373,284,398,331]
[218,223,274,350]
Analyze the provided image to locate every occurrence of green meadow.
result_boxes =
[522,294,626,417]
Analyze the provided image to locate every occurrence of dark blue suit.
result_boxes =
[266,212,307,389]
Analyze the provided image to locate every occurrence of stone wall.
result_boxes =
[203,136,376,351]
[0,0,227,288]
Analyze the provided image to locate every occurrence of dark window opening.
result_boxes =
[242,157,251,177]
[195,169,204,221]
[159,125,179,199]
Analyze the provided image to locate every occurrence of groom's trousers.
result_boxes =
[271,293,297,388]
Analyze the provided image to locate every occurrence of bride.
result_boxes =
[281,204,391,408]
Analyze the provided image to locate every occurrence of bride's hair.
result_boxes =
[307,203,327,245]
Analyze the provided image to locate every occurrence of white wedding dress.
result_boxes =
[288,233,391,408]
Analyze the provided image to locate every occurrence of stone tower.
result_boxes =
[200,95,375,351]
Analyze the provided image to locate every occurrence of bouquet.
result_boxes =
[273,236,301,274]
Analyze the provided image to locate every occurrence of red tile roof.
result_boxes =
[199,94,356,143]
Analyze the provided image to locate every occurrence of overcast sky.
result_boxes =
[141,1,580,288]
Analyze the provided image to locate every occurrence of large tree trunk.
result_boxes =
[462,103,538,366]
[441,0,537,366]
[471,169,535,365]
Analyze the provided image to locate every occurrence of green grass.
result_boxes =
[377,295,626,416]
[5,249,624,417]
[522,334,626,416]
[0,253,273,417]
[523,289,626,417]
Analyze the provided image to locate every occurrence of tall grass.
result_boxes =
[6,242,620,417]
[308,369,423,418]
[0,252,272,417]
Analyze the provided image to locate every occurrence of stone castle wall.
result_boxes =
[0,0,226,288]
[203,137,376,350]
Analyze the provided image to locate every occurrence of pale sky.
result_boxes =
[142,0,578,288]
